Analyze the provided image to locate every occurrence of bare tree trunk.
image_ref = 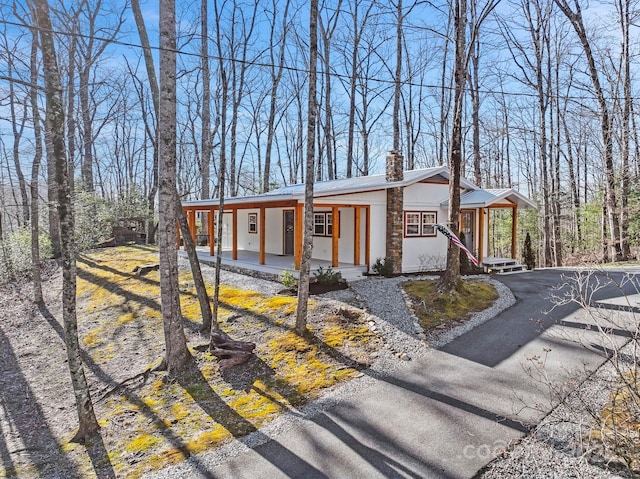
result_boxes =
[175,200,213,333]
[131,0,159,244]
[158,0,192,375]
[295,0,319,336]
[469,0,482,186]
[439,0,467,293]
[263,0,290,191]
[617,0,631,260]
[319,3,341,181]
[200,0,211,231]
[30,34,43,304]
[7,59,30,226]
[29,0,100,443]
[440,0,499,291]
[555,0,622,262]
[210,0,230,340]
[438,12,452,166]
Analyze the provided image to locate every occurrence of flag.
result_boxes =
[435,223,479,266]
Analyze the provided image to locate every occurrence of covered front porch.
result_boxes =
[181,247,368,281]
[180,198,372,281]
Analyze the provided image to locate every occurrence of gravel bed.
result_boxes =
[179,257,283,296]
[144,269,516,479]
[480,341,636,479]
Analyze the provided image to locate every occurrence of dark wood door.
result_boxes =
[283,210,294,255]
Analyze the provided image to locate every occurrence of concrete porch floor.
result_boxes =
[180,247,369,282]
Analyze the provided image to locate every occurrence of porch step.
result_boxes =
[482,257,527,274]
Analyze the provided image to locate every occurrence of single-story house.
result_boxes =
[180,165,535,279]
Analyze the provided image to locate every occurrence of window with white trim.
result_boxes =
[248,213,258,234]
[405,211,438,237]
[313,211,339,237]
[405,212,421,236]
[313,213,326,236]
[421,212,437,236]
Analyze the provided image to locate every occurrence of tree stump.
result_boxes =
[132,263,160,276]
[209,331,256,371]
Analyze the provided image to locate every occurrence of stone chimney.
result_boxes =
[385,150,404,274]
[386,149,404,182]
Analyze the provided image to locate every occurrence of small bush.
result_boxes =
[372,257,394,277]
[0,227,53,283]
[280,269,298,289]
[523,232,535,270]
[313,266,342,285]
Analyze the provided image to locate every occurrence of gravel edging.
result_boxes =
[144,267,515,479]
[479,338,636,479]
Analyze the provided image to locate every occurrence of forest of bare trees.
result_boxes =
[1,0,640,270]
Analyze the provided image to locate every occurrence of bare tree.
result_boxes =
[131,0,159,243]
[296,0,319,336]
[554,0,623,262]
[263,0,292,191]
[3,30,30,227]
[29,31,43,304]
[439,0,500,292]
[28,0,100,442]
[158,0,192,375]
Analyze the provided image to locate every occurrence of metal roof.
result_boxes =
[441,188,536,209]
[183,166,481,207]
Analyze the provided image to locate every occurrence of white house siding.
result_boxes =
[266,208,285,254]
[402,182,450,273]
[232,208,287,255]
[313,190,386,266]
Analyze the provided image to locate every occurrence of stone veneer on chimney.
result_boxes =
[385,150,404,274]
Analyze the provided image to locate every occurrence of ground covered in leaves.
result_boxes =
[0,246,383,479]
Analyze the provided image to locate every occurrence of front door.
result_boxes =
[460,210,475,253]
[283,210,294,255]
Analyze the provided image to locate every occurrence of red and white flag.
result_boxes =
[435,223,479,266]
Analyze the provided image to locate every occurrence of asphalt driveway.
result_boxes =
[144,267,640,479]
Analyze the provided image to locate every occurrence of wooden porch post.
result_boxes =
[259,206,266,265]
[187,209,196,249]
[176,219,181,248]
[208,208,215,257]
[511,204,518,259]
[294,203,303,269]
[232,209,238,260]
[331,206,339,267]
[478,207,484,263]
[365,206,371,270]
[354,206,361,265]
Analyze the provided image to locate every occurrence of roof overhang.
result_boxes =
[441,188,537,209]
[183,166,481,208]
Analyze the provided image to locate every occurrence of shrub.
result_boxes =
[0,227,52,283]
[372,257,394,277]
[280,269,298,289]
[523,232,535,270]
[313,266,342,285]
[74,189,153,251]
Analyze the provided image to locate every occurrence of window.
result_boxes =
[405,211,437,237]
[421,212,436,236]
[314,213,326,236]
[313,211,339,237]
[405,212,421,236]
[248,213,257,234]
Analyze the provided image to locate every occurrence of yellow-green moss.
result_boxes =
[125,434,161,453]
[67,245,376,479]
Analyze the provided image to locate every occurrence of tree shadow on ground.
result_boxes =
[0,326,80,478]
[177,364,329,478]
